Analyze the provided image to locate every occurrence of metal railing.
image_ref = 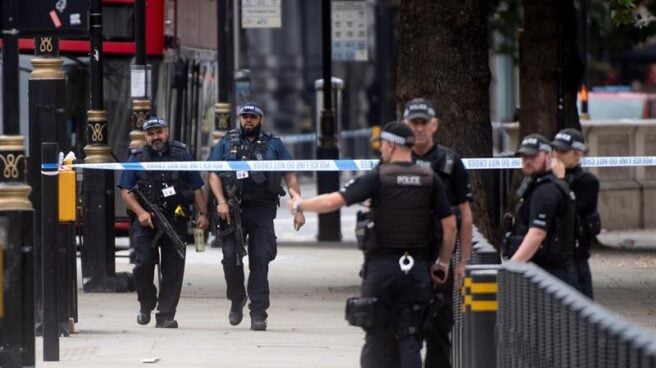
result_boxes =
[451,230,656,368]
[497,262,656,368]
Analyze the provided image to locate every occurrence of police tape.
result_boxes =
[40,155,656,172]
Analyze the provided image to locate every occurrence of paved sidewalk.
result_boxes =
[38,244,364,367]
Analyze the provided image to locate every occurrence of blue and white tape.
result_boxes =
[41,156,656,172]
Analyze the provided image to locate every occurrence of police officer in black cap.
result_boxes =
[402,98,473,368]
[208,101,305,331]
[287,121,456,368]
[504,134,578,287]
[119,117,209,328]
[551,128,600,298]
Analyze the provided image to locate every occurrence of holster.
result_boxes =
[355,210,375,251]
[345,296,387,329]
[502,235,523,259]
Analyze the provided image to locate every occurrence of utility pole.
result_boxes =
[317,0,341,241]
[81,0,128,292]
[579,0,590,120]
[1,0,20,134]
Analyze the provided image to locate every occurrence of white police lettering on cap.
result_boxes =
[522,137,538,146]
[555,132,572,142]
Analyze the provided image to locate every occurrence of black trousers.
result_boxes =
[575,256,594,299]
[221,204,277,320]
[539,259,579,290]
[423,267,454,368]
[360,256,431,368]
[131,218,187,322]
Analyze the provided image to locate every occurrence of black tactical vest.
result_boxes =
[414,144,457,205]
[514,173,577,265]
[133,140,193,214]
[225,129,283,204]
[366,163,435,251]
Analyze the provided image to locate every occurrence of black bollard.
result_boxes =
[0,136,35,368]
[42,142,59,361]
[27,35,67,338]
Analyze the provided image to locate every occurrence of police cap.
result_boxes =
[403,98,436,121]
[517,133,552,156]
[374,121,415,147]
[238,102,264,117]
[143,117,167,131]
[551,128,588,152]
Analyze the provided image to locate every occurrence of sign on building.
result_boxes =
[241,0,282,29]
[332,1,368,62]
[17,0,88,35]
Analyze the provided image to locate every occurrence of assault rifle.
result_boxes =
[131,183,186,259]
[216,174,247,266]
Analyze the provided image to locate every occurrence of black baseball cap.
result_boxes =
[516,133,553,156]
[373,121,415,147]
[403,98,436,121]
[551,128,588,152]
[238,102,264,117]
[142,117,167,130]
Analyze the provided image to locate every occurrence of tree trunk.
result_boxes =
[396,1,496,239]
[519,0,582,139]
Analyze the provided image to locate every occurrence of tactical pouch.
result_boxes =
[355,210,375,251]
[583,212,601,236]
[345,296,382,329]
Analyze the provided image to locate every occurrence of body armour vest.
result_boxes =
[226,129,283,204]
[514,174,577,265]
[366,163,435,251]
[414,144,457,205]
[133,140,193,214]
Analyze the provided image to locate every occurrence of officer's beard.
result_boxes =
[150,139,166,152]
[241,123,261,138]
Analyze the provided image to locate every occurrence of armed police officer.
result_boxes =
[403,98,473,368]
[287,122,456,368]
[119,117,209,328]
[551,128,600,298]
[208,101,305,331]
[504,134,578,287]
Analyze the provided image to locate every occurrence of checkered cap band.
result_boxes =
[380,131,408,146]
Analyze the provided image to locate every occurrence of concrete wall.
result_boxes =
[502,120,656,231]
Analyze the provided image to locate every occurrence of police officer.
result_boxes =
[287,121,456,368]
[551,128,600,298]
[208,101,305,331]
[403,98,473,368]
[119,117,209,328]
[505,134,578,287]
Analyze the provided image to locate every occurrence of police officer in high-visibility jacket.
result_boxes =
[551,128,601,298]
[504,134,578,288]
[287,121,456,368]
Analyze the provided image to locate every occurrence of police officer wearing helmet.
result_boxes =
[287,121,456,368]
[403,98,473,368]
[505,133,578,287]
[551,128,600,298]
[119,117,209,328]
[208,101,305,331]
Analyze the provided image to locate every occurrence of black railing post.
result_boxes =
[41,142,59,361]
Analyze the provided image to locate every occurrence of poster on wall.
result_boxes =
[241,0,282,29]
[332,1,368,62]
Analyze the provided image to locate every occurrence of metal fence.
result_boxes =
[497,262,656,368]
[451,230,656,368]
